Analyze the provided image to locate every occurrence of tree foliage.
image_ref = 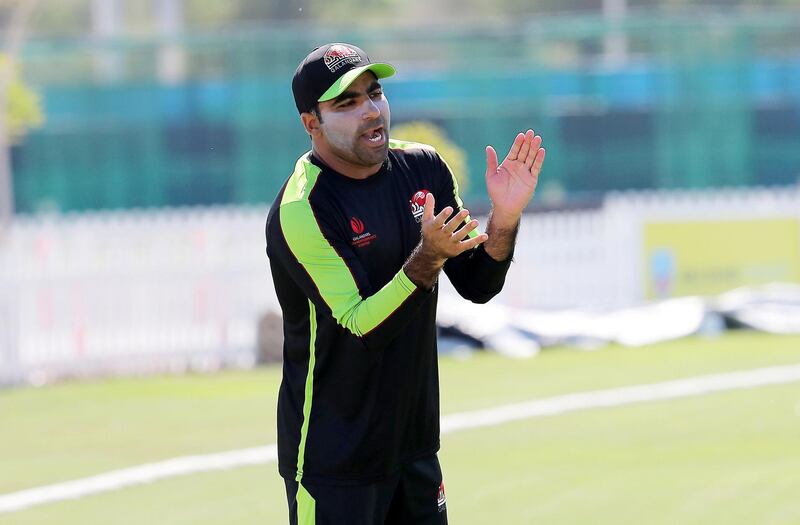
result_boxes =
[0,55,43,143]
[391,121,469,193]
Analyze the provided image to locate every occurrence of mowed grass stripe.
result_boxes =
[0,333,797,495]
[441,381,800,525]
[4,332,799,494]
[5,381,800,525]
[3,361,800,514]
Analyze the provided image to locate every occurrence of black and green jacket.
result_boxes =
[265,140,512,485]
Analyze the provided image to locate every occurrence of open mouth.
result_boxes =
[361,126,386,146]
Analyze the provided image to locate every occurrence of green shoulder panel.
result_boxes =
[281,152,318,207]
[388,138,436,151]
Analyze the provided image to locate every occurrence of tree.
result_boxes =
[1,55,42,143]
[0,0,42,235]
[392,121,469,194]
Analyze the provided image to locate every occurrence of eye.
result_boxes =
[338,100,355,108]
[370,90,383,99]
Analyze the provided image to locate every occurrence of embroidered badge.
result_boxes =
[323,45,361,73]
[409,189,430,223]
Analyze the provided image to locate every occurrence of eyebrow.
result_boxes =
[333,81,383,105]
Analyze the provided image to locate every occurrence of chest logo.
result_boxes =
[350,216,377,248]
[409,189,430,223]
[350,217,365,235]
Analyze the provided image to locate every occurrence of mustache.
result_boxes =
[357,119,386,135]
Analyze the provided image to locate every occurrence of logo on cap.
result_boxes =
[324,45,362,73]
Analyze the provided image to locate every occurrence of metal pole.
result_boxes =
[603,0,628,67]
[155,0,186,84]
[91,0,123,81]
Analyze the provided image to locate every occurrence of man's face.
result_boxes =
[315,71,391,169]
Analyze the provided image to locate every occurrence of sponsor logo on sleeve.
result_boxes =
[437,481,447,512]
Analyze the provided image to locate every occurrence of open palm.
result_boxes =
[485,129,545,218]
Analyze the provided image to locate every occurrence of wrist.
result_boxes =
[403,240,446,290]
[489,208,521,230]
[419,239,448,268]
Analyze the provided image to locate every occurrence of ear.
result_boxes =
[300,112,321,137]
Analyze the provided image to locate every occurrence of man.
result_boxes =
[265,42,545,524]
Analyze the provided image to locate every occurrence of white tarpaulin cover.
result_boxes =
[713,283,800,335]
[437,283,800,356]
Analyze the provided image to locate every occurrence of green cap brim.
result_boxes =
[318,63,396,102]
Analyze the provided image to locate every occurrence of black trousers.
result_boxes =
[284,454,448,525]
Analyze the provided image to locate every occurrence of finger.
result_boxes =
[458,233,489,252]
[434,206,454,228]
[516,129,534,165]
[453,218,479,241]
[505,133,525,161]
[485,145,499,177]
[531,147,546,175]
[525,135,543,168]
[444,209,470,234]
[422,192,435,222]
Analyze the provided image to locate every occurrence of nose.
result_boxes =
[362,97,380,120]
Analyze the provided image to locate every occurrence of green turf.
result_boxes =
[1,332,800,524]
[0,371,280,494]
[2,466,287,525]
[441,382,800,524]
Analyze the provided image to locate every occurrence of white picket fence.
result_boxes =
[0,207,276,385]
[1,186,799,385]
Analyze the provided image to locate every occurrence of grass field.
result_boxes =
[2,331,800,524]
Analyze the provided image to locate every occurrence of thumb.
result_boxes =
[423,192,435,222]
[485,145,499,178]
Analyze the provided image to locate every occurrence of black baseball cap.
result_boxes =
[292,43,396,114]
